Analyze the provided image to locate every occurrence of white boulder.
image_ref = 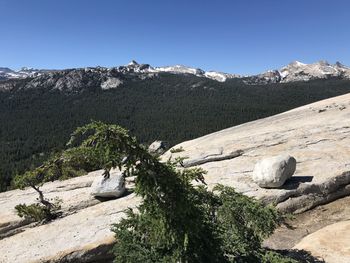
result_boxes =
[90,170,126,198]
[252,154,296,188]
[148,140,167,155]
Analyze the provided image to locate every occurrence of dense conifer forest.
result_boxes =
[1,73,350,191]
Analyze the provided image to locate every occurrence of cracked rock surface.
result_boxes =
[164,93,350,213]
[294,220,350,263]
[0,170,138,263]
[264,194,350,262]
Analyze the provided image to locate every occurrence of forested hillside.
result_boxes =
[1,73,350,191]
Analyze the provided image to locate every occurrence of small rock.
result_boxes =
[252,154,296,188]
[148,140,167,155]
[90,170,126,198]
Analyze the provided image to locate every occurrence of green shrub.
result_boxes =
[12,144,104,222]
[15,198,62,222]
[170,146,185,153]
[262,251,298,263]
[63,121,294,262]
[112,183,292,262]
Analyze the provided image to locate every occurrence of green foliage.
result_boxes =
[13,153,84,190]
[12,151,88,222]
[261,251,298,263]
[170,146,185,153]
[113,170,225,262]
[213,185,284,262]
[67,121,143,178]
[15,198,62,222]
[63,121,294,262]
[67,122,223,262]
[112,183,293,262]
[1,76,350,191]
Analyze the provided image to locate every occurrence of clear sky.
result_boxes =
[1,0,349,74]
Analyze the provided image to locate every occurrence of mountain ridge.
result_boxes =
[2,60,350,85]
[246,60,350,84]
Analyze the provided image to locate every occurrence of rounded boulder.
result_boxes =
[90,170,126,198]
[252,154,296,188]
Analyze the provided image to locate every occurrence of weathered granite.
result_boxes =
[294,221,350,263]
[0,171,101,239]
[148,140,167,155]
[0,170,137,263]
[0,193,139,263]
[90,170,126,198]
[264,195,350,250]
[252,154,296,188]
[163,93,350,213]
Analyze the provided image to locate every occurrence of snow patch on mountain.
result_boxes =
[0,67,45,80]
[151,64,241,82]
[245,60,350,84]
[279,60,350,83]
[204,71,240,82]
[113,61,241,82]
[153,65,205,75]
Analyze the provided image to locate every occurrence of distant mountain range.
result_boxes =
[1,60,350,87]
[0,67,53,80]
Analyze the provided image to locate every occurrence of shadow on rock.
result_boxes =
[94,189,134,202]
[282,176,314,190]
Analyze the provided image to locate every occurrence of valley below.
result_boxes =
[2,61,350,192]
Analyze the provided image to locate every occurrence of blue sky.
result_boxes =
[0,0,349,74]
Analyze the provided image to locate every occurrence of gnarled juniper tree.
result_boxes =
[67,121,295,262]
[14,121,295,262]
[14,157,65,221]
[13,143,103,221]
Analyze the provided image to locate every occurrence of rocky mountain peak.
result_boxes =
[288,60,306,67]
[0,67,13,73]
[19,66,35,72]
[316,60,330,66]
[245,60,350,84]
[127,60,139,66]
[335,61,348,69]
